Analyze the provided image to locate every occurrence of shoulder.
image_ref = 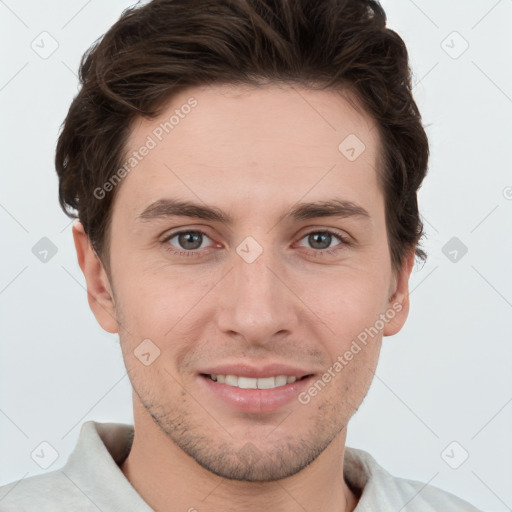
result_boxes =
[344,447,483,511]
[0,421,140,512]
[0,469,99,511]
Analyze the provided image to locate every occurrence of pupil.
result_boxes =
[179,232,202,250]
[310,232,330,249]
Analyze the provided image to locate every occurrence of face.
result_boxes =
[76,83,413,482]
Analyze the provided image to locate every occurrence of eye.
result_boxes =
[297,230,350,254]
[161,228,351,259]
[162,230,214,258]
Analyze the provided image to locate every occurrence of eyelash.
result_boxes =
[161,229,351,259]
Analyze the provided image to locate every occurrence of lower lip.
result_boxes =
[199,374,314,413]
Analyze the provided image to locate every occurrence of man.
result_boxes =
[0,0,482,510]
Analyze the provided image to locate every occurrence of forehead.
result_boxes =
[114,83,382,221]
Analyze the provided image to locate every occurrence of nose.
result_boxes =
[216,244,300,346]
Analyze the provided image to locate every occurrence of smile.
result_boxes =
[207,374,308,389]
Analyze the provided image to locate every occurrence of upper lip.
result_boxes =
[198,363,315,379]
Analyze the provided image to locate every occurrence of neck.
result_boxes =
[120,398,359,512]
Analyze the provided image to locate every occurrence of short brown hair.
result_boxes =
[56,0,429,275]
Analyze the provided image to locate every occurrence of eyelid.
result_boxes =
[296,225,352,241]
[161,226,215,243]
[161,224,351,240]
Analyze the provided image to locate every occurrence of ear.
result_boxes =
[383,248,416,337]
[72,220,119,333]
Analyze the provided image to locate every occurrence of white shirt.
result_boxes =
[0,421,482,511]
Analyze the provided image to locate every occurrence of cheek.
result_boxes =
[298,275,388,392]
[301,267,390,334]
[113,269,212,363]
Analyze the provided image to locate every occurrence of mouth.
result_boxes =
[198,371,316,413]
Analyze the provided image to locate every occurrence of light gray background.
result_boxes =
[1,1,511,510]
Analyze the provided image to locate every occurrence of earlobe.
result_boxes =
[72,220,119,334]
[383,248,416,337]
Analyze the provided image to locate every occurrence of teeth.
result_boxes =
[225,375,238,386]
[257,377,276,389]
[209,374,302,389]
[238,376,258,389]
[275,375,287,386]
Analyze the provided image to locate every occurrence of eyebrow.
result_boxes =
[136,197,371,224]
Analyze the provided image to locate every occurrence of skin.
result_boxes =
[73,83,415,512]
